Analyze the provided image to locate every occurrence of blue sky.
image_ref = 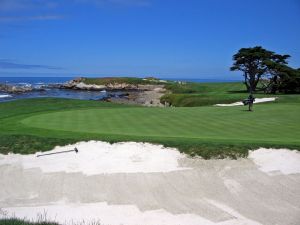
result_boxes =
[0,0,300,79]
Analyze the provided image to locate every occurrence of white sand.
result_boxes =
[0,94,12,98]
[0,141,189,175]
[215,97,276,107]
[1,142,300,225]
[0,201,262,225]
[249,148,300,175]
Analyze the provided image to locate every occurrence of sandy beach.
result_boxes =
[1,141,299,225]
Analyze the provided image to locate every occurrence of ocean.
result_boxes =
[0,77,240,102]
[0,77,109,102]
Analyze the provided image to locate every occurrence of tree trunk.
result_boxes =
[249,74,255,94]
[270,75,278,94]
[244,73,250,92]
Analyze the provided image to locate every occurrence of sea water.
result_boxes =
[0,77,108,102]
[0,77,240,102]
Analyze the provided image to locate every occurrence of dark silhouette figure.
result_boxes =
[248,94,255,111]
[242,95,255,111]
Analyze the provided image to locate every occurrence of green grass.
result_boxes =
[21,103,300,146]
[1,82,300,159]
[162,82,271,106]
[0,219,58,225]
[0,218,102,225]
[81,77,163,85]
[0,98,130,154]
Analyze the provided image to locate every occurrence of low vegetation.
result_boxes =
[230,46,300,94]
[0,218,59,225]
[81,77,164,85]
[160,46,300,107]
[1,82,300,159]
[161,82,267,107]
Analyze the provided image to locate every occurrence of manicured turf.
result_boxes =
[22,103,300,146]
[162,82,273,106]
[1,82,300,159]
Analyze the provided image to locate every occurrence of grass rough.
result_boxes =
[1,82,300,159]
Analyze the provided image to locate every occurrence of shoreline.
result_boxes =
[0,77,168,106]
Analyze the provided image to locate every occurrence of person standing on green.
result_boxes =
[248,94,255,111]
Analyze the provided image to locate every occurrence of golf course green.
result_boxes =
[1,82,300,159]
[22,103,300,144]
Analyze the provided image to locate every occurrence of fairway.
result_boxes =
[22,103,300,145]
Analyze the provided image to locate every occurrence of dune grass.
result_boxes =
[0,82,300,159]
[0,218,59,225]
[0,218,103,225]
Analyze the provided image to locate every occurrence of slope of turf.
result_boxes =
[161,82,280,106]
[22,103,300,146]
[1,82,300,159]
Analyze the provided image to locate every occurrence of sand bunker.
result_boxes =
[0,141,189,175]
[215,97,276,106]
[1,141,300,225]
[0,202,262,225]
[249,148,300,175]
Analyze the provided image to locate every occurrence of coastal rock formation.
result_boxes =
[60,78,167,107]
[61,78,163,91]
[108,86,166,107]
[61,79,139,91]
[0,83,33,93]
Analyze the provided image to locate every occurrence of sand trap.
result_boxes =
[249,148,300,175]
[0,94,12,98]
[215,97,276,107]
[0,201,262,225]
[1,142,300,225]
[0,141,189,175]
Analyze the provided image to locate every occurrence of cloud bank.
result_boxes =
[0,15,63,22]
[0,59,63,70]
[0,0,150,23]
[0,0,151,12]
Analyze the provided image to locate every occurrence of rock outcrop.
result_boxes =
[62,81,106,91]
[0,83,33,93]
[59,78,167,107]
[61,78,161,91]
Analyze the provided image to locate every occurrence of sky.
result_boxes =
[0,0,300,79]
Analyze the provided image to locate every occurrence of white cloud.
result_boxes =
[74,0,151,7]
[0,15,64,22]
[0,0,151,11]
[0,59,63,70]
[0,0,58,11]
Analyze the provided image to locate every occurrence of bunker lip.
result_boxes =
[0,141,300,225]
[0,141,190,175]
[248,148,300,175]
[0,141,299,175]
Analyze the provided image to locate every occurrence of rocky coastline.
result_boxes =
[61,78,160,91]
[0,83,41,93]
[59,78,167,107]
[0,77,168,107]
